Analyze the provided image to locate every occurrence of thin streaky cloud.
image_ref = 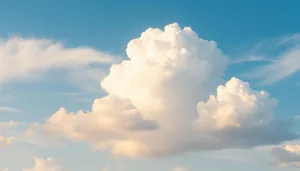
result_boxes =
[0,37,120,85]
[231,55,275,65]
[237,34,300,84]
[0,106,20,113]
[277,33,300,46]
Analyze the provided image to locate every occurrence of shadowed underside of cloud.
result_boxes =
[30,23,297,158]
[272,144,300,168]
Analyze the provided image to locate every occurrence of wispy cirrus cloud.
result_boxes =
[0,37,120,92]
[236,33,300,84]
[0,106,20,113]
[231,55,275,65]
[294,115,300,121]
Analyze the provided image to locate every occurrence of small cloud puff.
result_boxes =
[36,23,296,158]
[22,157,62,171]
[101,165,124,171]
[173,167,189,171]
[0,120,19,128]
[0,136,15,146]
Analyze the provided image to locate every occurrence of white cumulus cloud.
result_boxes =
[197,77,276,129]
[43,95,159,142]
[36,23,296,158]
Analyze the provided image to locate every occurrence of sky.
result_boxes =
[1,0,300,171]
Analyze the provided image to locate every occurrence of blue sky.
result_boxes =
[0,1,300,171]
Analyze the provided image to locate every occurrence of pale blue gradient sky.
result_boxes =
[0,0,300,170]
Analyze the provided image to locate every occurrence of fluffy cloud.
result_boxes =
[272,144,300,168]
[22,157,62,171]
[197,77,277,130]
[38,23,296,158]
[44,95,159,142]
[0,37,117,84]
